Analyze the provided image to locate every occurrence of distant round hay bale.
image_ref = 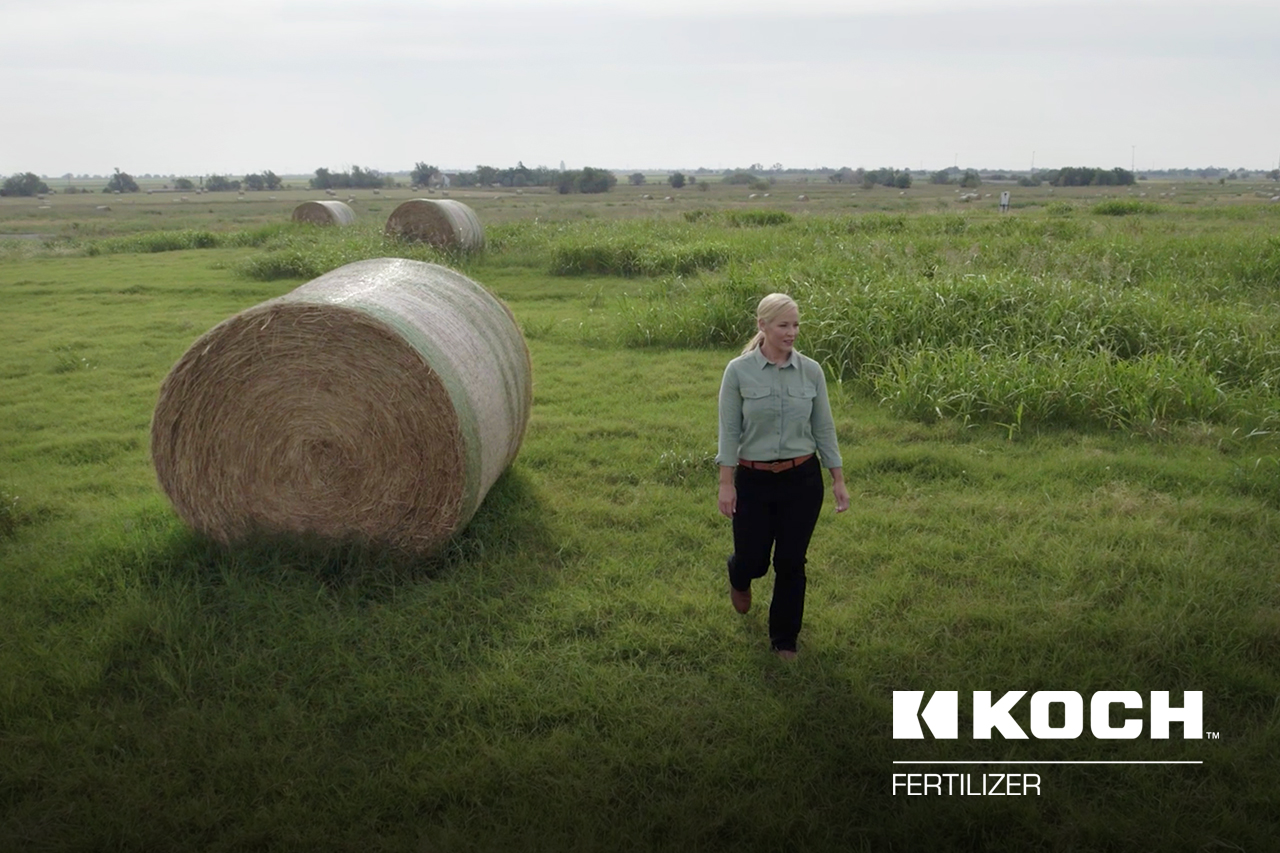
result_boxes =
[384,199,484,251]
[151,258,532,555]
[292,200,355,226]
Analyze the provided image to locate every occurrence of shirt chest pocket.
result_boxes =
[740,385,774,420]
[784,383,817,420]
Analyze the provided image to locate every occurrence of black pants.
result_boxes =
[729,456,824,652]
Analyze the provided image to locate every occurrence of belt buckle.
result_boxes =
[768,460,787,473]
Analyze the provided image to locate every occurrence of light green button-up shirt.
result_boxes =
[716,347,843,469]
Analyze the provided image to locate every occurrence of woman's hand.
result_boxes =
[832,480,850,513]
[718,483,737,518]
[829,469,850,514]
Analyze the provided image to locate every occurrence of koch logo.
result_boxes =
[893,691,1203,740]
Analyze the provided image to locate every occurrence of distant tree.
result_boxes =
[205,174,240,192]
[698,181,710,192]
[1,172,50,197]
[309,165,393,190]
[551,167,618,194]
[578,167,617,193]
[173,177,195,190]
[509,161,534,187]
[723,171,757,185]
[410,162,438,186]
[310,168,334,190]
[1048,166,1134,187]
[669,171,686,189]
[349,165,391,188]
[1269,169,1280,181]
[959,170,981,188]
[243,173,266,191]
[103,168,139,193]
[1018,174,1042,187]
[895,170,912,189]
[262,170,282,190]
[628,172,647,186]
[475,165,501,187]
[930,169,953,185]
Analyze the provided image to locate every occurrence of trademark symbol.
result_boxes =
[1207,731,1220,739]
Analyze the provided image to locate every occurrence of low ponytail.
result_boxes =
[741,331,765,355]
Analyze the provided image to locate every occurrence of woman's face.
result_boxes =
[758,305,800,359]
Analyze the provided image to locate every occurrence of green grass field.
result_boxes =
[2,181,1279,851]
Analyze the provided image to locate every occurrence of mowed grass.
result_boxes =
[2,191,1280,851]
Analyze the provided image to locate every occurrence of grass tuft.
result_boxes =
[1092,199,1160,216]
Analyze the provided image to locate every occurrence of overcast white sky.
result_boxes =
[2,0,1277,177]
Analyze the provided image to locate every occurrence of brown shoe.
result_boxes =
[730,586,751,614]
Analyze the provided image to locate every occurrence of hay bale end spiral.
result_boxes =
[151,258,531,555]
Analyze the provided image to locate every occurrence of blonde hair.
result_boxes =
[741,292,799,354]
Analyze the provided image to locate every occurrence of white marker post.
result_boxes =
[1000,191,1010,213]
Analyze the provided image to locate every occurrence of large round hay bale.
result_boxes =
[384,199,484,250]
[292,200,356,226]
[151,258,531,555]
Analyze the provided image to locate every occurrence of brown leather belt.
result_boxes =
[738,454,814,473]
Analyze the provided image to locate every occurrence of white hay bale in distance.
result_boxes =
[292,200,356,226]
[384,199,484,251]
[151,258,532,555]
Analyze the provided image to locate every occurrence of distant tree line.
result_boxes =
[930,168,981,188]
[823,167,913,189]
[4,167,290,194]
[451,162,555,188]
[1041,167,1135,187]
[443,162,617,194]
[556,167,617,194]
[310,166,394,190]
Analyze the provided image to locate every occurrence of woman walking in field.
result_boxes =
[716,293,849,659]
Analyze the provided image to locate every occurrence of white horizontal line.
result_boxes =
[893,760,1203,765]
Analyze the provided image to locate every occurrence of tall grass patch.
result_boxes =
[724,209,793,227]
[547,220,733,277]
[80,223,293,256]
[1092,199,1160,216]
[237,223,451,280]
[611,211,1280,430]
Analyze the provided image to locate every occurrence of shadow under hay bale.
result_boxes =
[384,199,484,251]
[151,258,532,556]
[292,200,356,226]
